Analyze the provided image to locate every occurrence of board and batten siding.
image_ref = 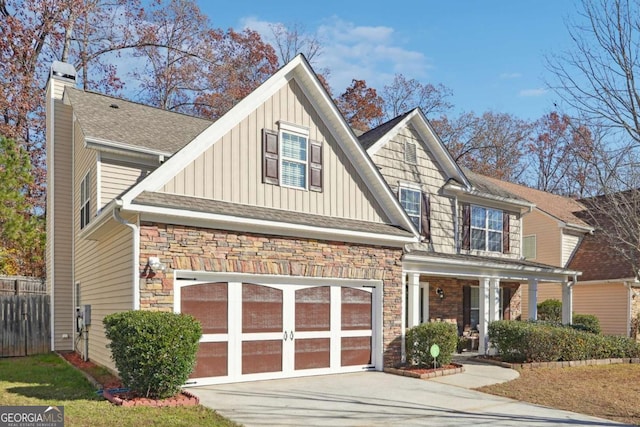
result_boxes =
[100,157,154,208]
[50,96,75,351]
[73,118,136,370]
[522,210,562,266]
[371,126,455,253]
[561,232,582,267]
[160,79,388,223]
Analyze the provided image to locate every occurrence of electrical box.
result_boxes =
[82,305,91,326]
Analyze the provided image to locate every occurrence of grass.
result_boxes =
[478,363,640,425]
[0,353,240,427]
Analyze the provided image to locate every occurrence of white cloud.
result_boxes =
[500,72,522,79]
[239,15,433,93]
[519,88,547,97]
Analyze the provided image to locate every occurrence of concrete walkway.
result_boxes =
[191,360,630,426]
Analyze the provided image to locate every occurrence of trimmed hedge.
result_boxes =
[572,313,601,334]
[104,310,202,399]
[537,299,562,322]
[489,320,640,363]
[406,322,458,367]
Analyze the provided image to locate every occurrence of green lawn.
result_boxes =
[0,353,240,427]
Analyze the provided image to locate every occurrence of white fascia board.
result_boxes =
[119,57,306,206]
[559,222,595,234]
[573,278,633,286]
[85,137,171,159]
[129,203,417,247]
[443,183,534,214]
[403,253,580,282]
[290,62,418,236]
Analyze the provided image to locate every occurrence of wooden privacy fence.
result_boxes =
[0,276,46,295]
[0,295,50,357]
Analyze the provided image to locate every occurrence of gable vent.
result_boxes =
[404,140,417,164]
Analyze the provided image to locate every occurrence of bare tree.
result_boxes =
[269,22,322,64]
[382,74,453,119]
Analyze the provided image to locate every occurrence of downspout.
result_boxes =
[113,202,140,310]
[624,281,633,338]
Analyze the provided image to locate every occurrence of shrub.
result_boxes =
[537,299,562,322]
[103,310,202,399]
[572,313,601,334]
[406,322,458,367]
[488,320,640,363]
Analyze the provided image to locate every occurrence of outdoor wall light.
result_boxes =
[436,287,444,299]
[148,256,166,272]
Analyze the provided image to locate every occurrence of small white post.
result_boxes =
[528,278,538,320]
[561,280,573,325]
[408,273,420,328]
[478,277,490,354]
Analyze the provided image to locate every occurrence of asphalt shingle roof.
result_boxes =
[65,88,212,154]
[133,191,413,237]
[357,110,413,150]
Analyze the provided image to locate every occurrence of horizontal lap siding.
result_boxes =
[521,282,562,319]
[100,159,153,208]
[52,101,74,351]
[522,211,561,266]
[161,80,387,223]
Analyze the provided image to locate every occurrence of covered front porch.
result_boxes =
[401,251,580,355]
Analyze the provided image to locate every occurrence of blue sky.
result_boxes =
[196,1,582,121]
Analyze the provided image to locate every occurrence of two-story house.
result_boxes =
[46,55,577,386]
[487,178,640,337]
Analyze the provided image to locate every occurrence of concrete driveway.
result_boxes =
[190,371,629,426]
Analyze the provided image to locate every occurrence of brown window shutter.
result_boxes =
[462,204,470,250]
[502,287,512,320]
[309,139,323,192]
[421,192,431,241]
[503,212,510,253]
[463,285,471,329]
[262,129,279,185]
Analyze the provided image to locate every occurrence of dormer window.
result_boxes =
[404,140,417,164]
[471,206,503,252]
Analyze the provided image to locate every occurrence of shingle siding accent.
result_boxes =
[138,222,404,366]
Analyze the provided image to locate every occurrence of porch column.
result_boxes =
[422,282,429,324]
[408,273,420,328]
[478,277,490,354]
[561,280,573,325]
[401,271,407,363]
[528,278,538,320]
[489,278,500,322]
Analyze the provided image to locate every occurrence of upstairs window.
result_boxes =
[399,187,421,231]
[470,206,503,252]
[262,124,323,192]
[80,172,90,229]
[281,130,308,189]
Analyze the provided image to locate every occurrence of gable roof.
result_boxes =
[462,169,530,203]
[106,54,417,236]
[482,176,593,230]
[65,88,212,155]
[567,230,634,281]
[360,108,470,187]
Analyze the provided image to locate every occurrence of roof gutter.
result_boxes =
[443,183,535,214]
[113,200,140,310]
[85,137,171,162]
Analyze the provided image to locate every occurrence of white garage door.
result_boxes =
[175,274,382,386]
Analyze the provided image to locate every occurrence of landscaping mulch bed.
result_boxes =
[59,351,199,407]
[385,363,464,379]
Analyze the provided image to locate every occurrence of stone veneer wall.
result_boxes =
[138,222,404,366]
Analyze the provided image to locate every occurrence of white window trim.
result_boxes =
[278,123,309,191]
[399,185,422,233]
[470,205,503,253]
[80,172,90,229]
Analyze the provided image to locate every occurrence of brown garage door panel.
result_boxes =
[243,283,283,333]
[190,342,228,378]
[341,337,371,366]
[242,340,283,374]
[181,282,228,334]
[296,286,330,331]
[341,288,372,331]
[295,338,330,370]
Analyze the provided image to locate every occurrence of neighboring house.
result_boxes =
[488,178,639,336]
[46,56,577,386]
